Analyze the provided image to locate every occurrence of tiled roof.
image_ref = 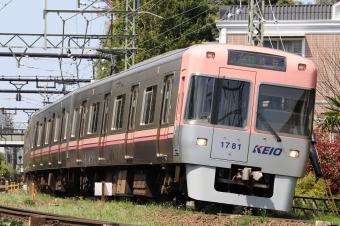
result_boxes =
[219,4,332,21]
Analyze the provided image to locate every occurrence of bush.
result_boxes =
[295,173,326,198]
[305,129,340,195]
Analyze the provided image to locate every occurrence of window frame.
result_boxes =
[87,101,100,134]
[53,115,60,142]
[63,111,69,140]
[161,76,174,124]
[140,85,158,125]
[101,94,111,134]
[263,38,305,56]
[184,74,252,130]
[255,83,315,137]
[31,125,36,148]
[37,123,43,147]
[71,108,78,137]
[112,94,126,130]
[128,86,139,129]
[44,119,51,145]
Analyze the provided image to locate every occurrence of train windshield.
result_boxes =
[187,76,215,123]
[186,75,250,128]
[256,84,315,137]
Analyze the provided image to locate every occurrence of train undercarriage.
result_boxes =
[25,163,276,212]
[25,164,187,204]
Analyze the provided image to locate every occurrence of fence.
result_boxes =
[293,196,340,215]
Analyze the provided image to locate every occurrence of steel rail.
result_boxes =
[0,205,134,226]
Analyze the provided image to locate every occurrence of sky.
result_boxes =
[0,0,317,124]
[0,0,110,123]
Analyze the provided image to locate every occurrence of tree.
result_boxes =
[313,37,340,132]
[0,163,10,180]
[95,0,314,80]
[315,0,334,4]
[276,0,297,4]
[4,114,13,129]
[317,96,340,133]
[95,0,237,79]
[0,152,4,162]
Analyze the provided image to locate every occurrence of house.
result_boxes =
[216,2,340,117]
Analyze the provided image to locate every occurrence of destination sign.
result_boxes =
[228,50,286,72]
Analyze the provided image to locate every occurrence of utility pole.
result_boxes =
[248,0,265,46]
[124,0,137,70]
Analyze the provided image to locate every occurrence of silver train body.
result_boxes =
[24,43,317,211]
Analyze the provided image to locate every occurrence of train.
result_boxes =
[23,43,317,211]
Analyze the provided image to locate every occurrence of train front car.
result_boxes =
[177,44,316,211]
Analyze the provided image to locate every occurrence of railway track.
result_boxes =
[0,205,134,226]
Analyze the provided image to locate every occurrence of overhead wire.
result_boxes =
[0,0,13,12]
[137,0,222,46]
[88,0,125,22]
[64,0,98,21]
[59,19,66,80]
[2,1,107,115]
[135,0,217,35]
[139,20,217,55]
[267,0,285,51]
[251,0,273,48]
[76,15,90,82]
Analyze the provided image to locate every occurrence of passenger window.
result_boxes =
[141,85,157,125]
[63,111,69,139]
[101,94,111,134]
[37,123,43,147]
[128,86,139,129]
[112,94,125,130]
[88,102,100,134]
[54,116,60,142]
[71,108,78,137]
[31,126,35,148]
[79,102,87,137]
[45,119,51,144]
[161,76,174,124]
[216,79,250,128]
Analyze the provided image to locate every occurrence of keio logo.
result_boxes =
[252,145,283,156]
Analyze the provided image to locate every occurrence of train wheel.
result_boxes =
[221,204,234,213]
[173,192,186,207]
[190,200,206,211]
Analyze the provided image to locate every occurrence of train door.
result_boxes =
[76,100,87,161]
[210,69,255,162]
[174,76,185,157]
[158,75,174,158]
[125,85,139,159]
[99,93,111,160]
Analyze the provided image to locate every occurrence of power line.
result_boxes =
[0,0,13,12]
[137,2,221,47]
[139,20,217,55]
[64,0,98,21]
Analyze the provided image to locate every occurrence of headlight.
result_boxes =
[289,149,299,158]
[196,138,207,146]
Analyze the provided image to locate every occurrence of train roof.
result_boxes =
[30,46,188,117]
[30,43,315,118]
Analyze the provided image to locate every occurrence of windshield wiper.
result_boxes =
[257,112,282,142]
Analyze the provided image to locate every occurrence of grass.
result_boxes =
[1,191,340,225]
[0,219,24,226]
[0,191,190,225]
